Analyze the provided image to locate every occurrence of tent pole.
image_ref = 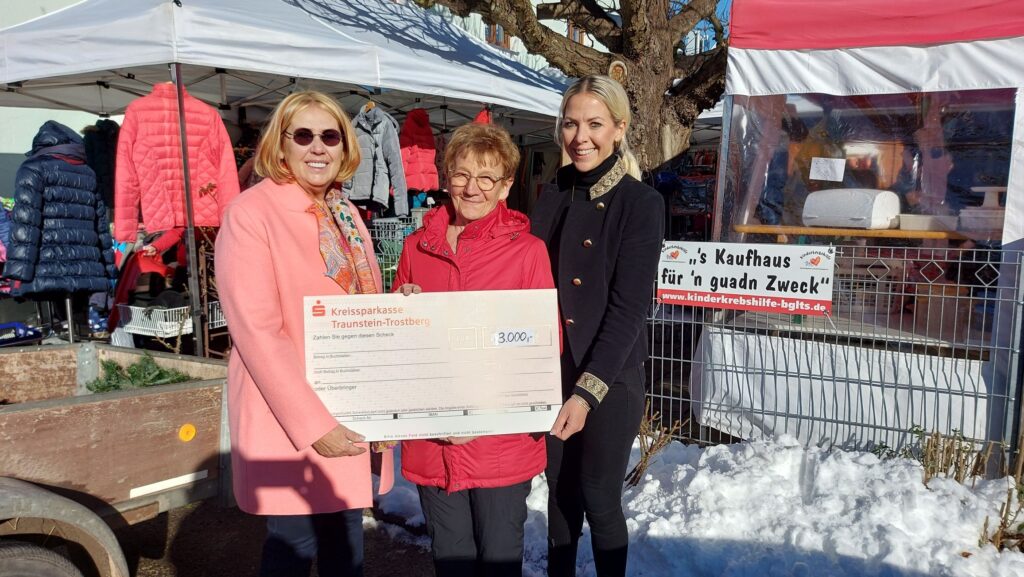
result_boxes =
[220,71,228,108]
[171,63,205,357]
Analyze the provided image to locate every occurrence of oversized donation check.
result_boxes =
[304,289,562,441]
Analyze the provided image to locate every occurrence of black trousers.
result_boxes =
[546,361,645,577]
[259,508,364,577]
[417,481,532,577]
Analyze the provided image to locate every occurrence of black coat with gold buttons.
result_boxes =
[530,155,665,407]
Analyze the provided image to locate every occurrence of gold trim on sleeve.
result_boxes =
[576,372,609,403]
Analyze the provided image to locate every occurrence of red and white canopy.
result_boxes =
[726,0,1024,97]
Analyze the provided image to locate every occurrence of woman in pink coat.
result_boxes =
[215,91,393,577]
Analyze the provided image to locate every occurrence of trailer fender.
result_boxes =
[0,477,128,577]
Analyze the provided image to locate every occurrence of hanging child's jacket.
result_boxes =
[4,121,117,296]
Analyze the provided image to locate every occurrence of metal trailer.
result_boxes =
[0,343,229,577]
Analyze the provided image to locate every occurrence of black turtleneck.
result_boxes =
[555,152,620,196]
[548,153,620,284]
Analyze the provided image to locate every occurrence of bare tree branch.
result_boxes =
[667,45,727,122]
[673,44,723,78]
[707,11,727,47]
[667,0,718,41]
[535,1,622,53]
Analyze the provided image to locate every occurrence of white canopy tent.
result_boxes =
[690,100,724,147]
[0,0,566,138]
[0,0,568,351]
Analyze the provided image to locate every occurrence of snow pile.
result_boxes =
[377,436,1024,576]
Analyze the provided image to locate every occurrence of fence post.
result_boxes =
[1010,254,1024,475]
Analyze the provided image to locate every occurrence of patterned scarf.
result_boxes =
[309,189,378,295]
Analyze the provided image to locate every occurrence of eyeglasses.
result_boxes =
[283,128,343,147]
[449,172,508,192]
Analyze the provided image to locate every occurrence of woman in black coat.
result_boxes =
[531,75,665,576]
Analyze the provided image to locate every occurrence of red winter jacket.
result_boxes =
[395,203,554,492]
[473,108,492,124]
[399,108,439,191]
[114,83,240,241]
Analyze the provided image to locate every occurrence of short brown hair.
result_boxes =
[444,123,520,179]
[254,91,361,185]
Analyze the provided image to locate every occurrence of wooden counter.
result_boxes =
[733,224,971,242]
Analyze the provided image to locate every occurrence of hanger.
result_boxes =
[364,100,376,112]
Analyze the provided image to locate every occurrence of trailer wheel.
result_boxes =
[0,542,84,577]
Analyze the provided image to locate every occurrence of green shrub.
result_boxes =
[86,353,193,392]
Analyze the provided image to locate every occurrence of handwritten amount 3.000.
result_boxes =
[491,329,535,347]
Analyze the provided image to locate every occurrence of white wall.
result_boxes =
[0,109,119,155]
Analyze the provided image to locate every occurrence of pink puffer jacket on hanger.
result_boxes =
[113,83,240,241]
[400,108,439,192]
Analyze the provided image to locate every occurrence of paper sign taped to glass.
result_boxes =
[304,289,562,441]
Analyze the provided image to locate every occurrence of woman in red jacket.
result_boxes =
[394,122,554,577]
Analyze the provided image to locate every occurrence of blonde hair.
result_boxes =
[255,91,361,185]
[556,75,641,179]
[444,123,521,178]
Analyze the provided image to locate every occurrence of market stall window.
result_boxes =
[720,89,1014,248]
[706,88,1018,402]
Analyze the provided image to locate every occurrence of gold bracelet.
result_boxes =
[570,394,592,412]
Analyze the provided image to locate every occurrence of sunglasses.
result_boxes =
[283,128,343,147]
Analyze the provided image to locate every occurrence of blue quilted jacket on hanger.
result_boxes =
[3,121,117,296]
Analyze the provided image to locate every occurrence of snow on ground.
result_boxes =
[377,436,1024,576]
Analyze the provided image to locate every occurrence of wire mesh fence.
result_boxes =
[369,216,417,292]
[647,245,1024,460]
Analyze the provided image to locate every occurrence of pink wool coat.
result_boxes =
[114,83,240,241]
[215,179,393,515]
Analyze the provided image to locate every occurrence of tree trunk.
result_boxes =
[621,37,693,170]
[660,112,693,164]
[624,68,666,170]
